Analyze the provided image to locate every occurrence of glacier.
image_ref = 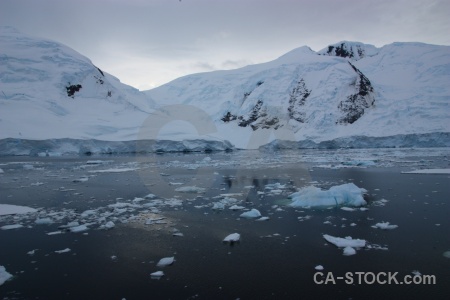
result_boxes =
[1,27,449,155]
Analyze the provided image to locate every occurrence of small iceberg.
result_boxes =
[342,246,357,256]
[69,224,89,233]
[0,266,13,286]
[240,209,261,219]
[175,186,205,193]
[55,248,71,254]
[0,204,37,216]
[372,222,398,230]
[156,257,175,267]
[150,271,165,279]
[223,233,240,243]
[1,224,24,230]
[289,183,367,208]
[323,234,366,248]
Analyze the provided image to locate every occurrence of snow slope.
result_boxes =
[0,26,154,141]
[146,41,450,149]
[1,27,449,154]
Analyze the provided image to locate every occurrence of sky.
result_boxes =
[1,0,449,90]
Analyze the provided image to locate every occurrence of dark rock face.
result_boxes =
[66,84,82,98]
[337,62,375,124]
[288,79,310,123]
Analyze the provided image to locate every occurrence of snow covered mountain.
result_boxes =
[0,27,449,155]
[0,26,154,142]
[146,41,450,149]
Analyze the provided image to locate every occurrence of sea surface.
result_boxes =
[0,148,449,299]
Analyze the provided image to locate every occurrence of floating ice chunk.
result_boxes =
[442,251,450,258]
[223,233,240,243]
[289,183,367,208]
[55,248,71,254]
[144,193,156,199]
[31,182,44,186]
[212,202,225,210]
[59,221,80,229]
[240,209,262,219]
[401,169,450,174]
[341,207,356,212]
[411,270,422,276]
[35,218,53,225]
[47,231,63,235]
[145,217,165,225]
[343,246,356,256]
[229,205,245,210]
[0,168,3,174]
[89,167,138,173]
[175,186,205,193]
[0,265,13,286]
[315,265,324,271]
[70,224,89,233]
[372,222,398,230]
[265,183,286,190]
[72,177,89,183]
[323,234,366,248]
[27,249,37,255]
[0,204,37,216]
[80,209,97,218]
[1,224,24,230]
[101,221,115,230]
[150,271,165,279]
[256,217,270,221]
[156,257,175,267]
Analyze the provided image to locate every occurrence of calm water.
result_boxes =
[0,149,449,299]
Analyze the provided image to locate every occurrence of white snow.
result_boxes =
[1,224,24,230]
[223,233,241,243]
[175,186,206,193]
[401,169,450,174]
[342,246,357,256]
[55,248,71,254]
[0,265,13,286]
[323,234,366,248]
[1,28,449,153]
[289,183,367,208]
[69,224,89,233]
[0,204,37,216]
[240,209,262,219]
[35,218,53,225]
[156,257,175,267]
[150,271,165,279]
[372,222,398,230]
[88,168,139,173]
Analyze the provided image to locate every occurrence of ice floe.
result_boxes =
[240,209,262,219]
[323,234,366,249]
[372,222,398,230]
[175,186,205,193]
[156,257,175,267]
[55,248,71,254]
[0,266,13,286]
[150,271,165,279]
[315,265,324,271]
[69,224,89,233]
[1,224,24,230]
[401,169,450,174]
[35,218,53,225]
[223,233,240,243]
[0,204,37,216]
[289,183,367,208]
[342,246,357,256]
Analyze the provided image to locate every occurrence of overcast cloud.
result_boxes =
[1,0,449,90]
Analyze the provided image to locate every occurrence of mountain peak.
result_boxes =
[318,41,379,60]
